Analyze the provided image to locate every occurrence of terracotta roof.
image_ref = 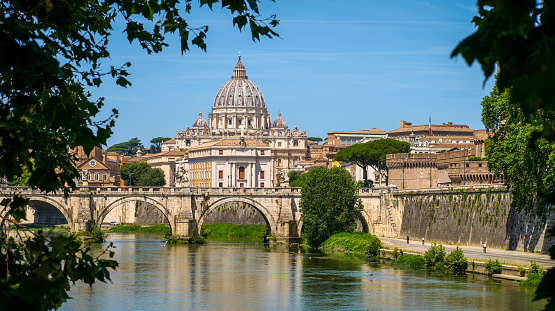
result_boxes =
[329,128,386,135]
[145,150,187,160]
[161,138,176,144]
[388,124,473,135]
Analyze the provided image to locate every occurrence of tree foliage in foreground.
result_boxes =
[334,138,410,183]
[1,0,279,309]
[300,167,362,248]
[454,2,555,307]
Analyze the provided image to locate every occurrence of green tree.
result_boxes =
[481,77,555,215]
[334,138,410,185]
[120,162,165,186]
[149,137,172,154]
[300,167,362,248]
[287,171,303,187]
[107,138,144,156]
[139,168,166,187]
[1,1,278,308]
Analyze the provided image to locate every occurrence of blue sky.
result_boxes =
[95,0,494,148]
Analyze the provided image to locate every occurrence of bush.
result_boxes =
[434,261,445,271]
[85,223,104,243]
[424,243,446,268]
[444,247,468,275]
[485,259,502,275]
[391,255,426,267]
[529,261,544,275]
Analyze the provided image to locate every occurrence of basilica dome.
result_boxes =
[272,112,288,128]
[213,55,266,108]
[192,111,208,128]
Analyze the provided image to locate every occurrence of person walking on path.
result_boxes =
[406,236,410,244]
[483,242,487,253]
[422,237,425,245]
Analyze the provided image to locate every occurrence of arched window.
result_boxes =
[239,166,245,179]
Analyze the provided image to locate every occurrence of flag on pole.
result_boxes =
[429,116,433,135]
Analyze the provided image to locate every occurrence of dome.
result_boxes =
[272,112,288,128]
[192,111,208,128]
[213,55,266,108]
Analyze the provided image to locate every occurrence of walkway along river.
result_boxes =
[59,233,546,311]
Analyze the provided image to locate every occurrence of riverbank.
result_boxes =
[107,224,171,235]
[200,222,267,240]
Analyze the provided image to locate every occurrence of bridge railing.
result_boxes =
[0,186,302,196]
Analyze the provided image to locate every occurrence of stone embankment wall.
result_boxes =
[390,187,554,253]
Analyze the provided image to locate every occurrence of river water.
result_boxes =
[59,233,545,311]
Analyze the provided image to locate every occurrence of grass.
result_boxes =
[321,232,382,255]
[390,255,426,267]
[108,224,171,235]
[200,222,267,238]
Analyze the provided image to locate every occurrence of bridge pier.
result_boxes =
[73,219,92,233]
[174,219,198,237]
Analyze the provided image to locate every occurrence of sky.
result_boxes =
[94,0,495,148]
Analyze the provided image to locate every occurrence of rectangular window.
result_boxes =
[260,183,265,187]
[240,183,244,188]
[278,142,282,147]
[294,140,299,146]
[248,120,251,126]
[94,173,99,181]
[219,171,223,179]
[186,140,191,146]
[261,150,265,155]
[219,182,223,187]
[229,119,232,125]
[219,150,223,155]
[238,120,242,125]
[103,173,108,181]
[260,171,265,179]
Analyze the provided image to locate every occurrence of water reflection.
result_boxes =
[59,234,544,311]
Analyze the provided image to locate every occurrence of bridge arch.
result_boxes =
[198,196,277,235]
[0,195,74,231]
[97,195,173,231]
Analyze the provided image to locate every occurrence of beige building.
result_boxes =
[72,146,121,187]
[386,130,497,189]
[176,138,273,188]
[162,55,308,185]
[388,121,474,154]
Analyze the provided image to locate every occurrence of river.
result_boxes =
[59,233,545,311]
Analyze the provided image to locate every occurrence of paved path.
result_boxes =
[380,237,555,268]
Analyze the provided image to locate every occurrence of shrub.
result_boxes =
[85,223,104,243]
[424,243,446,268]
[444,247,468,275]
[391,255,426,267]
[485,259,502,275]
[529,261,544,275]
[434,261,445,271]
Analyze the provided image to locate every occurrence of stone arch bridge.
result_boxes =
[0,186,387,239]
